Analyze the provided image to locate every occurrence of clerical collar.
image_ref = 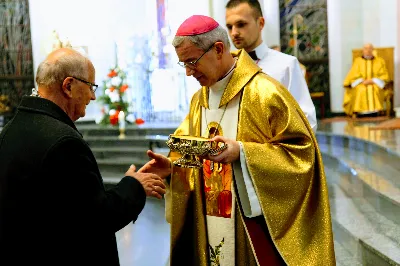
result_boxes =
[249,42,268,63]
[31,88,41,98]
[248,50,258,60]
[362,55,375,60]
[210,58,237,92]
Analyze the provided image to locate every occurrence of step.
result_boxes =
[97,158,149,176]
[85,136,170,149]
[316,133,400,183]
[77,123,177,137]
[317,135,400,189]
[334,240,363,266]
[92,146,170,159]
[92,146,148,160]
[327,182,400,265]
[320,145,400,226]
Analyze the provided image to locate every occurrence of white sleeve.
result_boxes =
[351,78,364,88]
[372,78,385,89]
[232,141,262,218]
[287,59,318,133]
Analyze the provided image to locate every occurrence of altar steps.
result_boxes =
[334,240,363,266]
[318,133,400,266]
[78,123,176,137]
[77,123,176,184]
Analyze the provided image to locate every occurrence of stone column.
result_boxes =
[262,0,280,47]
[209,0,228,30]
[327,0,363,113]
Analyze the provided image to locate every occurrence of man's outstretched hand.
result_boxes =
[125,164,166,199]
[138,150,172,179]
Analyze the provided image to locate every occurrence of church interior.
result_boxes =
[1,0,400,265]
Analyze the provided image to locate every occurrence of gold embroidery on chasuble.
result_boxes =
[203,122,233,218]
[200,64,242,266]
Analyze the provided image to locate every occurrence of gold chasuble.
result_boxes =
[166,50,335,266]
[343,56,390,115]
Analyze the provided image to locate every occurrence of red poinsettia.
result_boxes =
[109,110,120,125]
[107,70,118,78]
[135,118,145,125]
[120,84,128,93]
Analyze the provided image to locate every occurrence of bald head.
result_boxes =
[363,43,374,58]
[36,48,94,91]
[34,48,96,121]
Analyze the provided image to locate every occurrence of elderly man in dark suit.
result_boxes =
[0,48,171,265]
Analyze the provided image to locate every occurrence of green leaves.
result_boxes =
[209,237,224,266]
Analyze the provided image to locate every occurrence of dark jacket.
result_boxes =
[0,96,146,266]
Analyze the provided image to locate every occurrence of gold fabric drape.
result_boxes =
[166,49,335,266]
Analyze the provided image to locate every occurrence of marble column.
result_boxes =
[327,0,363,113]
[209,0,228,30]
[262,0,280,47]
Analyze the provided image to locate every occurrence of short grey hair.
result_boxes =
[36,50,90,87]
[172,25,230,51]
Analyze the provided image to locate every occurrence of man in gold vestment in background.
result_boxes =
[343,43,390,117]
[148,15,335,266]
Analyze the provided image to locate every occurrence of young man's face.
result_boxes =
[225,3,264,52]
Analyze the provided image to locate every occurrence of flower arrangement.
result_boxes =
[97,66,130,126]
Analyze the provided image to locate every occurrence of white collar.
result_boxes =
[209,59,237,92]
[252,42,269,60]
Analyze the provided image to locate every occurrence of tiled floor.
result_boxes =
[116,197,170,266]
[318,119,400,155]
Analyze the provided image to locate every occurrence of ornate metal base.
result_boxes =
[166,134,228,168]
[173,154,203,168]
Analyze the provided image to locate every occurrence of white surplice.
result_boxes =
[252,43,317,132]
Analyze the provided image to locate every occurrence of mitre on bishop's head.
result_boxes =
[175,15,219,36]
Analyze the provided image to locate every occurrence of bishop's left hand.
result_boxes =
[206,136,240,164]
[138,150,172,179]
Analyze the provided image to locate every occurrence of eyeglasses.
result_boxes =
[177,43,215,69]
[71,76,98,93]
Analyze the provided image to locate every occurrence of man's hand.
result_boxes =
[125,164,166,199]
[363,79,374,85]
[138,150,172,179]
[205,136,240,164]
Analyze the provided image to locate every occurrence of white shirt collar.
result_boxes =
[252,42,269,60]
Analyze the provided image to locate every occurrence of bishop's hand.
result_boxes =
[206,136,240,164]
[363,79,374,85]
[138,150,172,179]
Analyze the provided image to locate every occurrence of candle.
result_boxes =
[118,111,125,130]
